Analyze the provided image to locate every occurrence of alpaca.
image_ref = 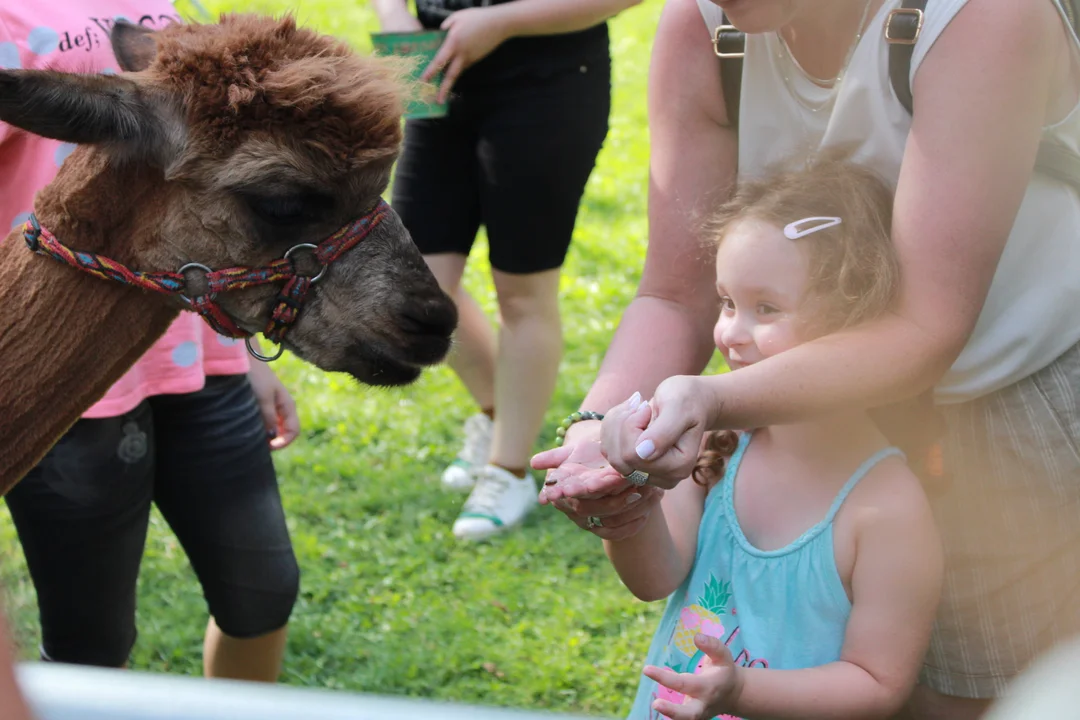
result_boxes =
[0,15,457,493]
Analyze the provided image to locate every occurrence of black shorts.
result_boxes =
[391,56,611,275]
[4,375,299,667]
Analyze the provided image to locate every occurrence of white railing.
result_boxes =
[18,663,612,720]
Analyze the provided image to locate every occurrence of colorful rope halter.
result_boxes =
[22,199,391,362]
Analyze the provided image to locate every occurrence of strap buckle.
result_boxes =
[712,25,745,59]
[884,7,924,46]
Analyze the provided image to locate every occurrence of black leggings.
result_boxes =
[5,375,299,666]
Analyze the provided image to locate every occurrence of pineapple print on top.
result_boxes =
[649,574,766,720]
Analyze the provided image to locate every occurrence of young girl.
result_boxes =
[600,160,943,720]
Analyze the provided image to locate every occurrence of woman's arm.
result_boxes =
[485,0,641,38]
[709,0,1058,421]
[622,0,1063,479]
[604,478,706,601]
[531,0,734,496]
[581,0,731,415]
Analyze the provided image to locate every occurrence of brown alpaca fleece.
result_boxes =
[150,14,408,165]
[0,150,179,494]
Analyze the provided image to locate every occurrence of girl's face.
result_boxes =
[712,217,813,370]
[705,0,798,34]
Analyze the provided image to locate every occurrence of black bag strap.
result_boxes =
[713,12,745,129]
[885,0,928,115]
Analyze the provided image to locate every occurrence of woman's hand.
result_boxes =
[604,376,714,489]
[421,7,512,103]
[248,362,300,451]
[643,634,744,720]
[551,484,664,541]
[533,420,632,504]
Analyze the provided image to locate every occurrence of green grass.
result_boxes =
[0,1,679,716]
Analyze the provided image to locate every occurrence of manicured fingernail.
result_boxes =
[626,493,642,505]
[627,391,642,410]
[635,439,655,460]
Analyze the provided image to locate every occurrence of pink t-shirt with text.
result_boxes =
[0,0,250,419]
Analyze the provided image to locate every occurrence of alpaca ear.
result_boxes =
[0,69,163,147]
[111,19,158,72]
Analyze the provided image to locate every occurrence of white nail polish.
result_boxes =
[626,493,642,505]
[628,391,642,410]
[636,439,655,460]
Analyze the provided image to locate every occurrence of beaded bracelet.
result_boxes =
[554,410,604,446]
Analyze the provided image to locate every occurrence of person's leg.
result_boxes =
[452,55,611,540]
[202,617,286,681]
[424,253,496,413]
[487,267,563,472]
[150,375,298,683]
[908,341,1080,715]
[3,405,155,668]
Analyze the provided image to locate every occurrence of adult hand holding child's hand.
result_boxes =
[603,376,714,490]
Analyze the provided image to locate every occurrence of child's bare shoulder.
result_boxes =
[844,453,935,530]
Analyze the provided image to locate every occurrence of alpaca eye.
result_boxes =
[240,191,333,225]
[244,194,309,223]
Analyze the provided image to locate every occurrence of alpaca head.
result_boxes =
[0,15,456,386]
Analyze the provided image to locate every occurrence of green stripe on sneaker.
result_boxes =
[450,458,470,469]
[457,512,503,526]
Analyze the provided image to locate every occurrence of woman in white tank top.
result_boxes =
[533,0,1080,717]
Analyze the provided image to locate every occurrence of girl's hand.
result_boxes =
[248,361,300,451]
[550,485,664,541]
[421,7,511,103]
[644,634,744,720]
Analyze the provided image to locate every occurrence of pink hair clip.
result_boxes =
[783,216,842,240]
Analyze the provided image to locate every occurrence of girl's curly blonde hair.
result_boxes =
[692,157,901,487]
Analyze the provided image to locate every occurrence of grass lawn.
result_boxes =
[0,0,719,716]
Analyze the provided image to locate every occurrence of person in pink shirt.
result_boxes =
[1,1,301,682]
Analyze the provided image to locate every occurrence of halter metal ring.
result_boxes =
[284,243,327,283]
[246,337,285,363]
[177,262,213,304]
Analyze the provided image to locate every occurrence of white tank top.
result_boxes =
[696,0,1080,403]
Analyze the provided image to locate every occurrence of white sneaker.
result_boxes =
[452,465,537,541]
[441,413,494,492]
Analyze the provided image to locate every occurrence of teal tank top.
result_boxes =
[627,432,903,720]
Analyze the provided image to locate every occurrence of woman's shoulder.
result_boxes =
[914,0,1066,73]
